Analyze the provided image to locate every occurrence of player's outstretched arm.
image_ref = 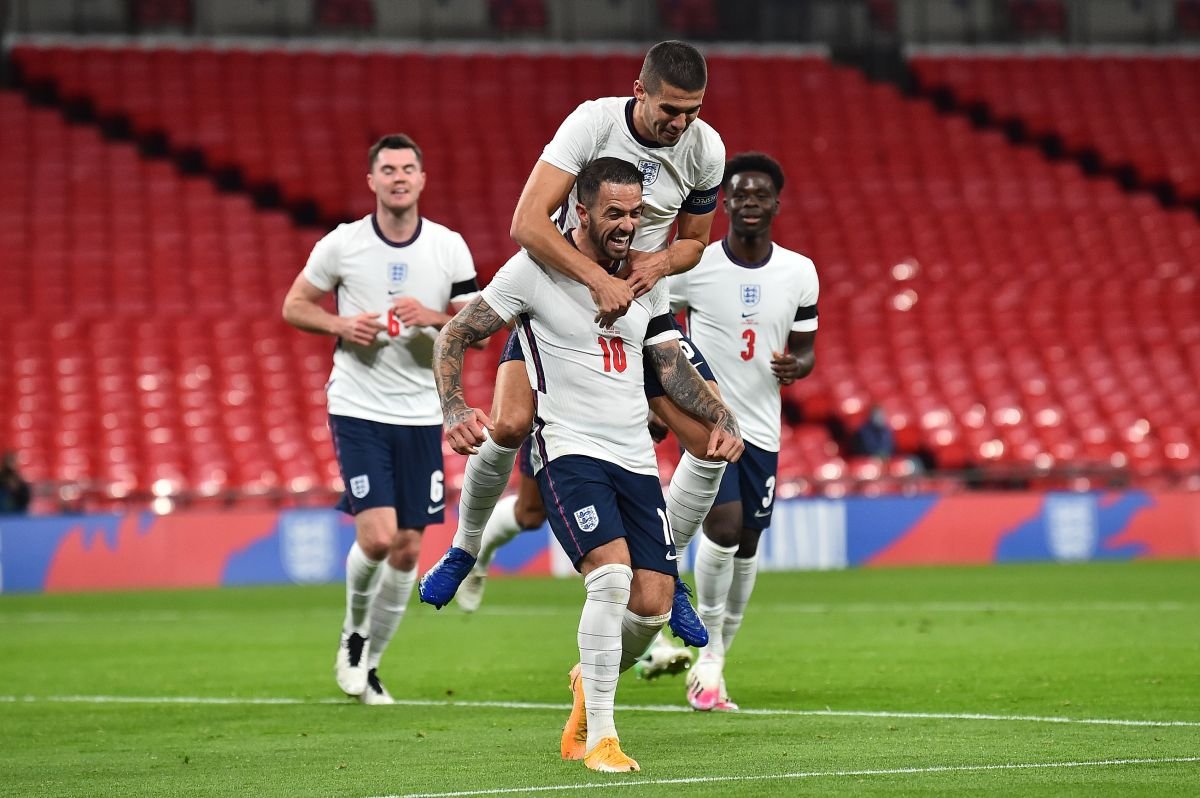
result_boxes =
[627,210,714,297]
[511,161,633,326]
[282,272,385,346]
[646,340,744,462]
[434,297,509,455]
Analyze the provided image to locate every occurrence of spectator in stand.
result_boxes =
[851,406,895,459]
[0,450,31,514]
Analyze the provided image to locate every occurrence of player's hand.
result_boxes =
[647,411,669,443]
[627,249,671,298]
[336,312,387,346]
[706,409,744,463]
[444,407,494,455]
[771,351,804,385]
[590,274,634,327]
[393,296,446,328]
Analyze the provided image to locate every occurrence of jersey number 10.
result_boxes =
[598,336,628,373]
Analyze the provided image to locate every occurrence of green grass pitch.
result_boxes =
[1,560,1198,797]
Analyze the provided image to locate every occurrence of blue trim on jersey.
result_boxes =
[624,98,664,149]
[371,214,423,248]
[721,239,774,269]
[519,313,547,392]
[683,184,720,215]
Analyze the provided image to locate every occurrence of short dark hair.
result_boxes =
[368,134,423,170]
[723,152,786,194]
[640,40,707,93]
[576,157,645,208]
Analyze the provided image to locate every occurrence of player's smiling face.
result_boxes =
[580,182,643,262]
[633,79,705,146]
[724,172,779,236]
[367,147,426,213]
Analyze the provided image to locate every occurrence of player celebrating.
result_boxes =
[665,152,818,710]
[427,158,743,771]
[282,134,480,705]
[421,41,728,648]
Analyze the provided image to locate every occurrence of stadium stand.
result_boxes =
[3,43,1198,509]
[910,53,1200,203]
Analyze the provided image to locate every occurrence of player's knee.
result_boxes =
[735,531,761,559]
[387,533,421,571]
[703,521,741,549]
[357,523,393,560]
[491,414,531,448]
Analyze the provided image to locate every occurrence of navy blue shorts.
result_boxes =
[536,454,678,576]
[329,414,445,529]
[500,329,715,399]
[713,441,780,530]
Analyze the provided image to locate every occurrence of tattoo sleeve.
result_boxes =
[434,297,508,424]
[646,340,740,439]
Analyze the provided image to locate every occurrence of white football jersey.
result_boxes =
[540,97,725,252]
[482,241,681,476]
[669,240,818,451]
[303,214,478,426]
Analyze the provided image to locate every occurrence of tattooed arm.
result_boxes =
[646,339,744,463]
[434,296,511,455]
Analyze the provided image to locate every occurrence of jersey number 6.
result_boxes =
[598,336,627,373]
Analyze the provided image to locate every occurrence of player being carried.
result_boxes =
[659,152,818,710]
[419,41,728,655]
[282,134,481,705]
[426,157,742,771]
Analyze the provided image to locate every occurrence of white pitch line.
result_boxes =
[0,600,1191,625]
[367,757,1200,798]
[3,694,1198,728]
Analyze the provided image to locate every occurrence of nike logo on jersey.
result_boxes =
[388,289,404,296]
[741,312,758,318]
[427,503,445,514]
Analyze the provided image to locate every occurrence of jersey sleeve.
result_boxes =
[480,256,535,324]
[301,227,343,292]
[538,101,600,177]
[793,265,820,333]
[666,272,690,313]
[681,132,726,216]
[447,233,480,302]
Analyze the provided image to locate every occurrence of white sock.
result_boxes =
[619,610,670,671]
[343,542,384,636]
[476,494,523,569]
[666,453,726,553]
[694,535,739,661]
[366,563,417,670]
[578,563,631,749]
[452,435,520,556]
[722,553,759,655]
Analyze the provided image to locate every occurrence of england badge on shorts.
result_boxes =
[574,504,600,532]
[349,474,370,498]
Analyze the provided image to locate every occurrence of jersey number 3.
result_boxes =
[740,329,756,361]
[598,336,627,373]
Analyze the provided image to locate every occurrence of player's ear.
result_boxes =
[633,79,647,101]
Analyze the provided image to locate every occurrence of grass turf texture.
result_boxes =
[0,560,1197,797]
